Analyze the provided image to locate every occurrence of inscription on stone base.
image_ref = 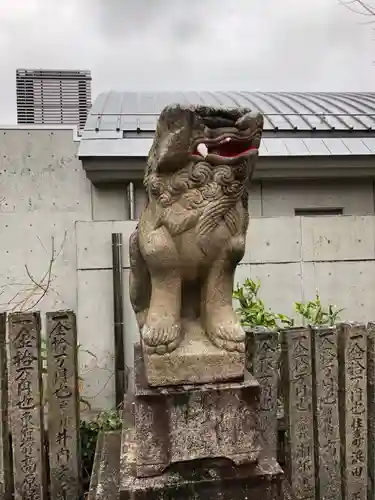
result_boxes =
[135,344,260,478]
[143,320,245,387]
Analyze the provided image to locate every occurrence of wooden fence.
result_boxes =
[247,323,375,500]
[0,310,80,500]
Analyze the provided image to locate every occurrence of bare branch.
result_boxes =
[339,0,375,16]
[2,231,68,312]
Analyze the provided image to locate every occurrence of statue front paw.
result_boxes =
[206,321,245,353]
[141,323,182,355]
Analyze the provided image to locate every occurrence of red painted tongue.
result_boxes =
[213,142,255,158]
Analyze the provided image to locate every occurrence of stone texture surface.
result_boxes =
[281,327,315,500]
[46,311,81,500]
[128,104,264,379]
[245,327,279,459]
[339,323,368,500]
[88,431,121,500]
[313,326,341,500]
[0,313,12,500]
[133,344,260,478]
[143,320,245,386]
[8,312,47,500]
[120,425,285,500]
[367,322,375,500]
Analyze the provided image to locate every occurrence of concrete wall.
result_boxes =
[94,180,375,221]
[76,215,375,410]
[2,128,375,412]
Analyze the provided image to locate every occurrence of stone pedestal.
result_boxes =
[142,321,245,387]
[133,344,261,478]
[120,426,285,500]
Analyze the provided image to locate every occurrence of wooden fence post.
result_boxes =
[8,312,47,500]
[245,327,279,459]
[312,326,341,500]
[46,311,81,500]
[281,327,315,500]
[339,322,368,500]
[0,313,12,500]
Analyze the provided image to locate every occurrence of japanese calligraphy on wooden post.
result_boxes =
[313,326,341,500]
[246,327,279,458]
[8,312,46,500]
[0,313,12,500]
[339,323,368,500]
[367,322,375,500]
[282,327,315,500]
[46,311,80,500]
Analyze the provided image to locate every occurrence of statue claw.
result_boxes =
[207,323,245,353]
[141,323,182,355]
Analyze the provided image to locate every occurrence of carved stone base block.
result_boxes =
[120,426,285,500]
[134,344,261,478]
[142,321,245,386]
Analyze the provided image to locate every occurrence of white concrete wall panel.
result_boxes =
[245,216,301,264]
[92,186,129,221]
[301,215,375,262]
[261,179,374,217]
[76,221,137,270]
[302,261,375,324]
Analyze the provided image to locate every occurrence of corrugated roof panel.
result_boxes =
[259,141,268,155]
[323,138,351,155]
[362,138,375,153]
[303,138,330,155]
[120,115,139,131]
[78,136,375,158]
[98,114,120,131]
[283,138,309,155]
[262,138,290,156]
[267,114,293,130]
[103,92,124,114]
[120,92,139,114]
[84,91,375,139]
[339,138,370,155]
[139,115,158,130]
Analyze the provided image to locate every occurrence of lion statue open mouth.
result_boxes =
[129,104,264,355]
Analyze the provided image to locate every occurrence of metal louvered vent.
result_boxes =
[16,69,92,130]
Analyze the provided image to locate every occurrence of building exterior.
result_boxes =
[16,68,92,129]
[1,90,375,410]
[79,91,375,218]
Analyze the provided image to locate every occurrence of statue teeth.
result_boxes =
[197,143,208,158]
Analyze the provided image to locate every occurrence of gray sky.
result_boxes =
[0,0,374,124]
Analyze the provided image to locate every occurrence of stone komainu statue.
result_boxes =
[129,104,264,355]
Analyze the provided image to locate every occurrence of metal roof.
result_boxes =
[79,91,375,158]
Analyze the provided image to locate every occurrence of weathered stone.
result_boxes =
[245,327,279,459]
[0,313,12,500]
[128,104,264,385]
[143,320,244,386]
[88,431,121,500]
[281,327,315,500]
[8,312,47,500]
[120,425,285,500]
[133,344,260,478]
[339,323,368,500]
[313,326,341,500]
[46,311,81,500]
[368,322,375,500]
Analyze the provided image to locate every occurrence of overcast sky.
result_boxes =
[0,0,374,124]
